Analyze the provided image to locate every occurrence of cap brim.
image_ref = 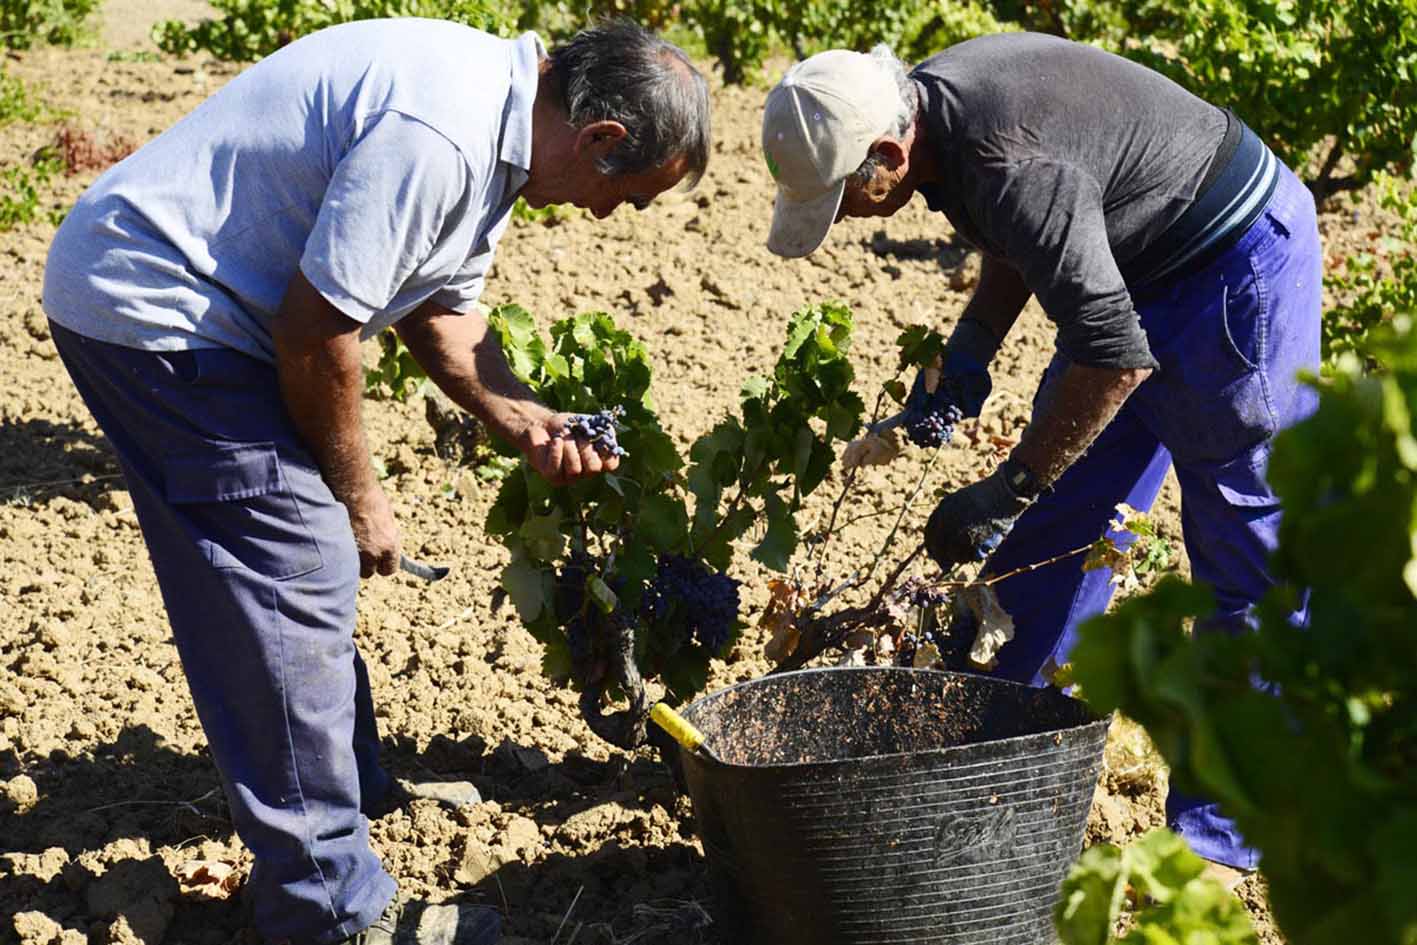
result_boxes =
[767,180,846,258]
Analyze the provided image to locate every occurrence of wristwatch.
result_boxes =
[1001,455,1041,499]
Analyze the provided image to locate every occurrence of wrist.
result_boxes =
[487,398,553,447]
[999,454,1041,500]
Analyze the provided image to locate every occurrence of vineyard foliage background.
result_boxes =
[1,0,1415,943]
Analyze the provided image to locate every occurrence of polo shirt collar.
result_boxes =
[500,31,544,174]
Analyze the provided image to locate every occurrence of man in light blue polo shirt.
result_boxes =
[42,17,709,945]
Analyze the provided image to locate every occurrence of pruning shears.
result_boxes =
[399,554,450,582]
[866,409,910,436]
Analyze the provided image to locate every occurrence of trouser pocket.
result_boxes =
[163,441,324,580]
[1134,246,1278,465]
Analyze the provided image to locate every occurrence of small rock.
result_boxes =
[501,816,540,855]
[4,774,39,809]
[175,860,240,899]
[13,910,62,944]
[450,838,501,886]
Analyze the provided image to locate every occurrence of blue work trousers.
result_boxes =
[51,323,396,943]
[980,164,1321,869]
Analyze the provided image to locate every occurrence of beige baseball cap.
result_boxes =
[762,50,903,258]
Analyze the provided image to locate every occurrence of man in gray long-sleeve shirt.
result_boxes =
[761,34,1321,882]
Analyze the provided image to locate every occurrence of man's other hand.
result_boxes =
[924,464,1034,572]
[349,485,401,578]
[522,413,620,486]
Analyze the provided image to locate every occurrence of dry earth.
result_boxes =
[1,8,1388,944]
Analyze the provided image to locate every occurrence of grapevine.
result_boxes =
[482,301,1176,751]
[484,301,864,748]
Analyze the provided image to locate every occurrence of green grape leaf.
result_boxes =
[795,434,835,498]
[629,426,683,478]
[543,352,571,381]
[1124,829,1205,905]
[587,575,618,615]
[1055,843,1124,945]
[826,391,866,441]
[897,324,946,369]
[638,493,689,552]
[616,536,658,592]
[486,471,530,536]
[741,375,772,400]
[751,491,799,572]
[518,510,565,562]
[699,503,756,573]
[502,550,552,624]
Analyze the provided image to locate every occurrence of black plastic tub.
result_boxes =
[676,666,1110,945]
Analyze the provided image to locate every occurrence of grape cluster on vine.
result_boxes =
[896,577,951,611]
[642,555,740,651]
[906,399,964,449]
[554,552,597,666]
[565,407,628,458]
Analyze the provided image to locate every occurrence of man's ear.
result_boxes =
[574,120,628,162]
[871,137,909,171]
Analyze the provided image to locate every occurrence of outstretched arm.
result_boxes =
[396,302,618,486]
[1012,361,1152,487]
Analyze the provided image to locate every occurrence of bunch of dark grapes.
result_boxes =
[895,577,951,611]
[555,552,595,665]
[641,555,740,651]
[905,399,963,449]
[891,578,953,668]
[565,407,628,459]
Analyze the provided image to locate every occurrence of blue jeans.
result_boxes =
[50,324,396,943]
[978,164,1321,869]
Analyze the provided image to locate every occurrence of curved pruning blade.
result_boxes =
[400,554,450,582]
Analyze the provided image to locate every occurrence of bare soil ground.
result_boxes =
[2,11,1382,944]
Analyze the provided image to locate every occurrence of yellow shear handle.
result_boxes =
[650,703,705,753]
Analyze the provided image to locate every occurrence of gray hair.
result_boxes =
[549,19,711,186]
[850,44,917,186]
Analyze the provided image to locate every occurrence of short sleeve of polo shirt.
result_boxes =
[971,159,1159,370]
[431,205,513,313]
[301,110,475,324]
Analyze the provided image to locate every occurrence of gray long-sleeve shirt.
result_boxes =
[912,33,1230,369]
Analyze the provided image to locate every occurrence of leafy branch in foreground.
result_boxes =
[1069,319,1417,945]
[1056,828,1257,945]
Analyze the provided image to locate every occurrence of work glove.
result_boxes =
[904,317,999,423]
[924,460,1036,572]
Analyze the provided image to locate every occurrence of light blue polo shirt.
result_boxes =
[43,19,541,363]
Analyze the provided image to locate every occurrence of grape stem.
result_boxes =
[777,537,1104,673]
[809,372,902,580]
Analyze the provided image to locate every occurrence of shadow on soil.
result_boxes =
[866,229,974,274]
[385,732,721,943]
[0,418,121,508]
[1,728,719,945]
